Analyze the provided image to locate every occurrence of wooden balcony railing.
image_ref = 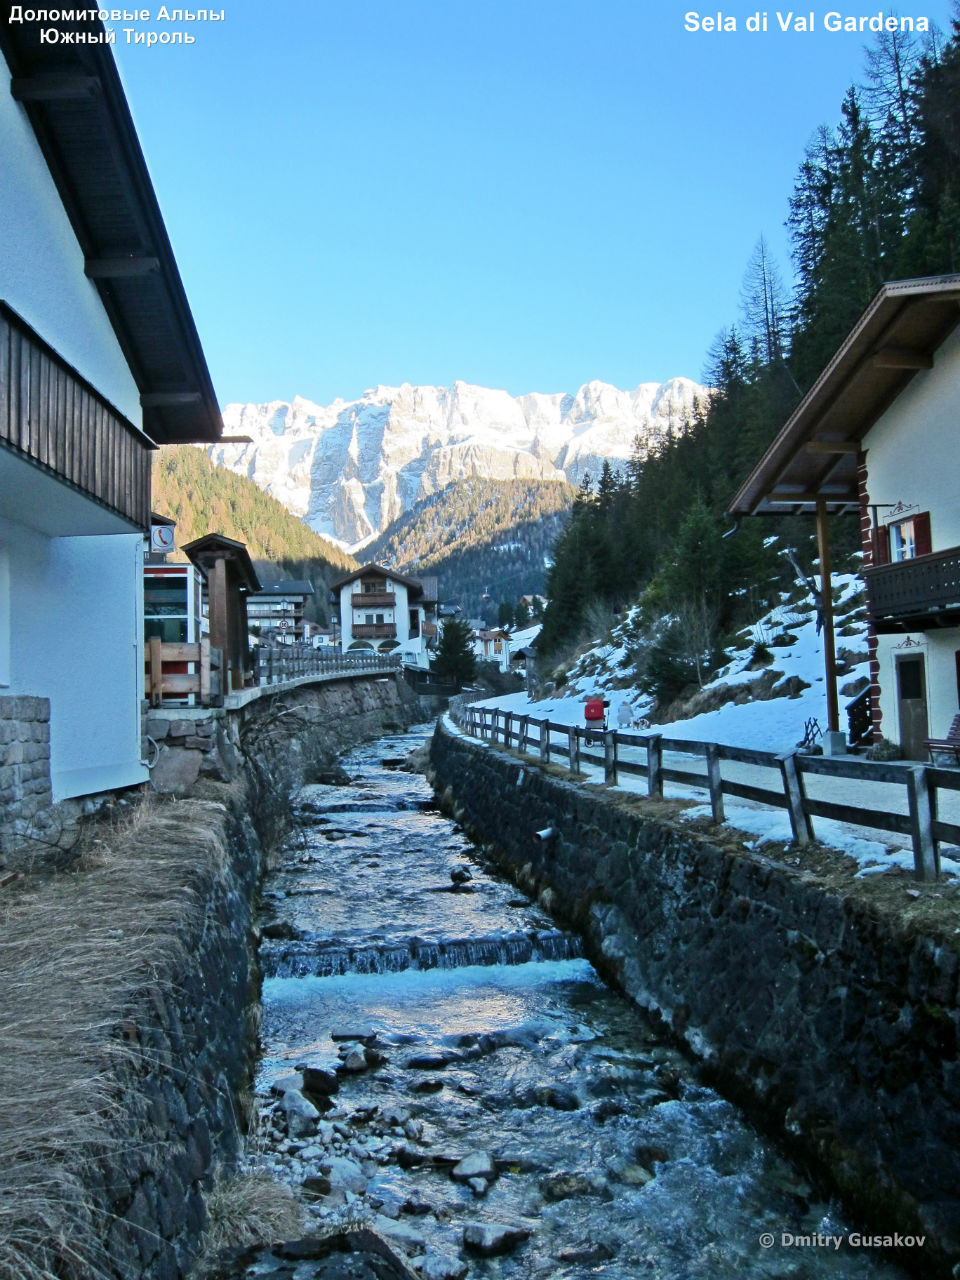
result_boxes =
[1,303,152,529]
[352,592,396,608]
[353,623,397,639]
[864,545,960,630]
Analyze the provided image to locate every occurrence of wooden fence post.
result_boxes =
[568,726,580,774]
[518,715,529,754]
[540,720,550,764]
[604,730,617,785]
[646,735,663,799]
[147,636,163,706]
[199,637,211,707]
[706,743,724,824]
[906,765,940,882]
[777,751,813,844]
[504,712,513,749]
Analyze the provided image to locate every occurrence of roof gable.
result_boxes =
[728,275,960,517]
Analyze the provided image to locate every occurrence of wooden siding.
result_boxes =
[0,303,151,528]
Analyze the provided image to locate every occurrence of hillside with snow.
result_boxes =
[213,378,708,549]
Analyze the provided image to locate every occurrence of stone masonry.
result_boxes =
[430,721,960,1278]
[0,694,52,851]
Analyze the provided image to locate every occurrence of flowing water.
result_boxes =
[253,725,912,1279]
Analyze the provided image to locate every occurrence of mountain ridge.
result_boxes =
[212,376,709,549]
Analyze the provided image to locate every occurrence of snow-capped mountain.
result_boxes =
[213,377,708,549]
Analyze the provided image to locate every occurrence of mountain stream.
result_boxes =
[252,724,909,1280]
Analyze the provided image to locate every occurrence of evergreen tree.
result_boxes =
[432,617,477,684]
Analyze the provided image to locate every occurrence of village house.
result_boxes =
[0,19,223,838]
[332,564,438,664]
[729,274,960,759]
[247,579,316,645]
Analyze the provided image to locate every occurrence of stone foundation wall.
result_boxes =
[145,673,439,796]
[430,722,960,1277]
[0,694,51,850]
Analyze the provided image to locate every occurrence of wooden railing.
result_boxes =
[351,592,396,608]
[865,544,960,628]
[448,699,960,882]
[145,638,222,707]
[257,646,401,686]
[1,303,152,529]
[352,624,398,639]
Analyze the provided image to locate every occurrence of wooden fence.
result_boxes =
[256,646,402,686]
[147,643,401,708]
[448,699,960,883]
[145,637,222,708]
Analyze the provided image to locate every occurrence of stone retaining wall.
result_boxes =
[0,694,51,850]
[429,722,960,1277]
[5,674,437,1277]
[100,800,261,1279]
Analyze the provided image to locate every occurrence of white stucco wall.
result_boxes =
[342,576,425,652]
[0,48,142,425]
[864,323,960,552]
[876,630,960,746]
[866,323,960,746]
[0,515,147,799]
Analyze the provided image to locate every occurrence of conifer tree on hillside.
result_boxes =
[539,17,960,687]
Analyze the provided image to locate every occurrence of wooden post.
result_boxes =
[647,734,663,799]
[147,635,163,706]
[604,729,617,785]
[816,497,840,735]
[568,726,580,774]
[199,636,211,706]
[504,712,513,749]
[706,743,724,823]
[906,765,940,882]
[518,715,529,754]
[540,719,550,764]
[777,751,813,844]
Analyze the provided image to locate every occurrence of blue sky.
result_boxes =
[114,2,954,406]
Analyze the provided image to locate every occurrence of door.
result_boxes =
[896,654,930,760]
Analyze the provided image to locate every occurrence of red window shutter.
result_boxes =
[873,525,890,566]
[914,510,932,557]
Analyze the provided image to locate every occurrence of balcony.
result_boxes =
[352,592,396,608]
[1,304,151,529]
[864,545,960,632]
[353,623,397,639]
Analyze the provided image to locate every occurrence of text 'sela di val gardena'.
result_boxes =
[684,11,932,33]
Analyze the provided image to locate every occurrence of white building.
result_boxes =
[730,275,960,758]
[332,565,438,665]
[0,17,224,836]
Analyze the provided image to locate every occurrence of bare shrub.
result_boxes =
[193,1168,303,1273]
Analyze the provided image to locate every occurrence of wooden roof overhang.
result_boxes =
[0,9,223,444]
[182,534,261,594]
[728,276,960,519]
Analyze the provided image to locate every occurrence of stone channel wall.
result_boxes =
[10,673,437,1279]
[0,694,51,849]
[100,800,262,1279]
[430,721,960,1277]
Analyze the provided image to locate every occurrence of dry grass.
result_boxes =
[192,1168,304,1274]
[0,794,233,1280]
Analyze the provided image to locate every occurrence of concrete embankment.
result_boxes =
[0,672,435,1280]
[429,719,960,1277]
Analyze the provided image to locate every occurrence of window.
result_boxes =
[875,510,931,565]
[890,518,916,562]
